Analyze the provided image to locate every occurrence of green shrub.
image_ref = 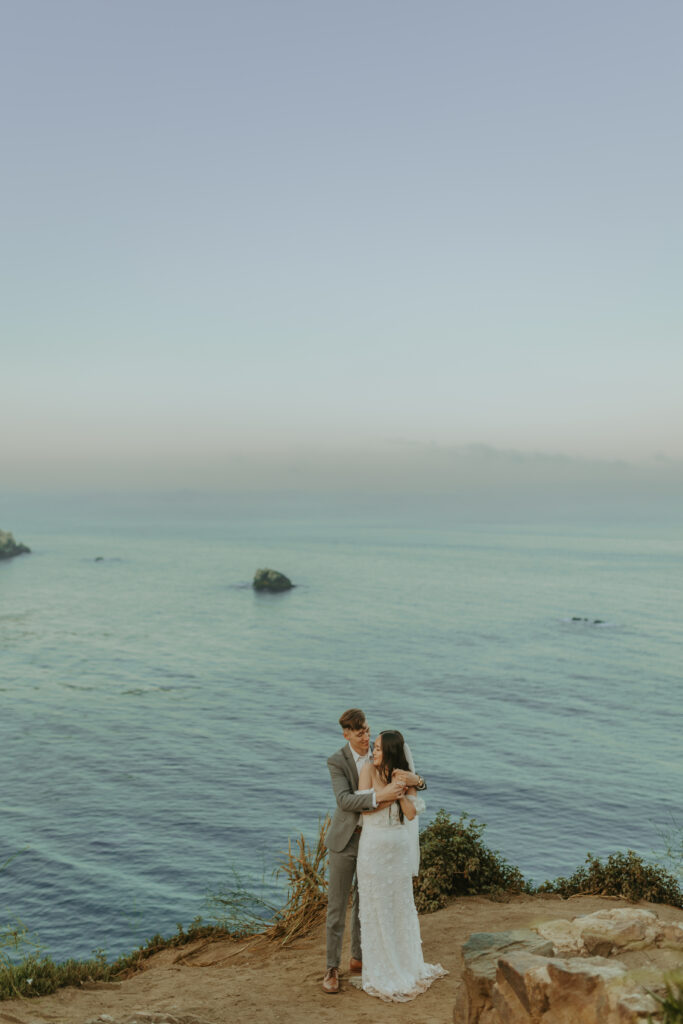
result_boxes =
[648,974,683,1024]
[0,917,235,1002]
[0,951,111,1001]
[413,809,529,912]
[539,850,683,907]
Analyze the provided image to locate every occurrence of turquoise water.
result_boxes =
[1,493,681,961]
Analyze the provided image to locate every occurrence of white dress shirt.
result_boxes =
[349,742,377,816]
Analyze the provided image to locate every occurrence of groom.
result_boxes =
[322,707,426,994]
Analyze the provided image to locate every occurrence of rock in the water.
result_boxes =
[252,568,293,592]
[0,529,31,560]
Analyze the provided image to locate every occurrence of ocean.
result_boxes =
[0,491,681,962]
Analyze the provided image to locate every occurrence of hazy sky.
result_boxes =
[3,1,682,493]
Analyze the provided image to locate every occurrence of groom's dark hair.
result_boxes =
[339,708,366,731]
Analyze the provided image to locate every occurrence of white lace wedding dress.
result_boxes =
[356,797,448,1002]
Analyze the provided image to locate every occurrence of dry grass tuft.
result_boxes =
[262,816,330,946]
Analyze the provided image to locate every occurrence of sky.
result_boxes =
[2,1,682,497]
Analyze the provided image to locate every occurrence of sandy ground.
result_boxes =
[2,895,682,1024]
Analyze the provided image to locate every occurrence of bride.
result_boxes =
[356,730,447,1002]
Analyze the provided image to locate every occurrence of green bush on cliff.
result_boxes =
[648,974,683,1024]
[0,919,103,1001]
[414,809,529,912]
[0,949,111,1001]
[538,850,683,907]
[0,917,234,1002]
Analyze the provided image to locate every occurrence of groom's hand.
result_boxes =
[392,769,420,788]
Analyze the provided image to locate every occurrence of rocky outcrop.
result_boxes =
[456,908,683,1023]
[252,568,294,592]
[0,529,31,560]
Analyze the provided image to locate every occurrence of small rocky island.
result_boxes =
[0,530,31,561]
[252,568,294,592]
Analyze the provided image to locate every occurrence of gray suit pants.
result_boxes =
[326,831,361,968]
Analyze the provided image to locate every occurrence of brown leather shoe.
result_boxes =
[349,957,362,974]
[322,967,340,994]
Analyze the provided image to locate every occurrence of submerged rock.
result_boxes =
[252,568,294,592]
[0,529,31,560]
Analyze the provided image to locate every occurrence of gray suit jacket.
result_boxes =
[325,745,375,854]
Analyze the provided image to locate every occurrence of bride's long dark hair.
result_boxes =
[377,730,409,823]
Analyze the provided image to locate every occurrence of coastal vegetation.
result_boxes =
[1,811,681,1003]
[0,916,233,1002]
[648,977,683,1024]
[538,849,683,907]
[413,810,530,912]
[207,819,330,945]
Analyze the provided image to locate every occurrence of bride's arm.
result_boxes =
[399,786,418,820]
[358,763,391,815]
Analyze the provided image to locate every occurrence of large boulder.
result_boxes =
[252,568,294,593]
[456,908,683,1024]
[0,530,31,560]
[457,929,555,1023]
